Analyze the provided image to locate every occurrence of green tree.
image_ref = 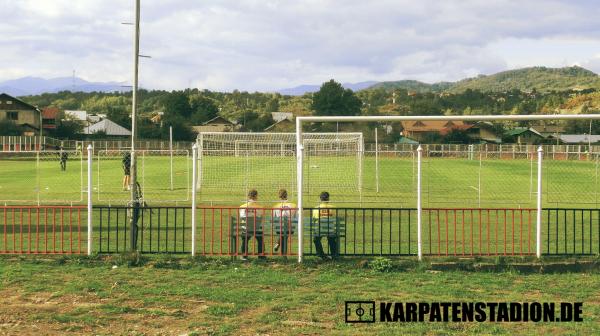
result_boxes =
[265,98,280,112]
[240,111,274,132]
[52,120,84,139]
[311,80,362,116]
[162,115,195,141]
[189,94,219,124]
[161,92,192,118]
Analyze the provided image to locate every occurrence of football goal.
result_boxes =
[196,132,364,203]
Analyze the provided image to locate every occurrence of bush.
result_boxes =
[370,257,393,272]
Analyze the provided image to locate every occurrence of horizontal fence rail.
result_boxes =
[0,206,87,254]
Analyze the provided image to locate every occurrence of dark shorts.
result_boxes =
[123,165,131,176]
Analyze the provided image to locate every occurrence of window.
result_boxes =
[6,100,13,104]
[7,111,18,120]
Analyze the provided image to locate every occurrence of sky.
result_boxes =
[1,0,599,92]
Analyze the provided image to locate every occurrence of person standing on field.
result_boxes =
[59,146,68,171]
[122,151,131,191]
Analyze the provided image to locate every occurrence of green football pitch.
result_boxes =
[0,153,598,208]
[0,154,600,208]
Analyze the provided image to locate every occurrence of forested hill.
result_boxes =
[448,66,600,93]
[366,66,600,93]
[367,80,452,93]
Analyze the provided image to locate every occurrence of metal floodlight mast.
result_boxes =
[129,0,141,252]
[294,113,600,263]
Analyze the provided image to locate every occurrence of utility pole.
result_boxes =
[129,0,141,252]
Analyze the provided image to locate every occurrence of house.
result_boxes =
[0,93,41,135]
[64,110,89,126]
[530,123,566,138]
[84,119,131,136]
[264,118,294,132]
[551,134,600,145]
[400,120,470,142]
[503,128,544,144]
[466,122,502,143]
[270,112,293,122]
[192,116,236,133]
[41,107,60,131]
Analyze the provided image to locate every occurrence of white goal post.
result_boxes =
[294,114,600,263]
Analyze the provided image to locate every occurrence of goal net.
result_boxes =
[197,132,364,203]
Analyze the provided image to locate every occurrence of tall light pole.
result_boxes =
[129,0,141,251]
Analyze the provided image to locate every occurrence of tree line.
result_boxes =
[6,79,598,142]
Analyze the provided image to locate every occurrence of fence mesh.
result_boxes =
[97,150,190,204]
[0,150,84,204]
[544,154,599,207]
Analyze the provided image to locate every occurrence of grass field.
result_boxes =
[1,153,599,334]
[0,256,599,335]
[0,152,599,208]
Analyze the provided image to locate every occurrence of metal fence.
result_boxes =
[1,204,598,257]
[543,209,600,255]
[0,206,87,254]
[0,143,598,259]
[422,208,536,256]
[0,136,192,153]
[95,206,190,254]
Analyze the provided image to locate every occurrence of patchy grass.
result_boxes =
[0,255,599,335]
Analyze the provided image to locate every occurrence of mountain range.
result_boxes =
[276,81,378,95]
[280,66,600,95]
[1,66,599,97]
[0,76,129,97]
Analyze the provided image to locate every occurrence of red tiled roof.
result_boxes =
[42,107,59,119]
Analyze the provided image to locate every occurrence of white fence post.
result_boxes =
[536,146,543,258]
[170,126,174,191]
[191,144,198,256]
[417,145,423,261]
[296,119,304,263]
[87,144,93,256]
[375,127,379,193]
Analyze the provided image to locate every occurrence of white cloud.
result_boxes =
[1,0,599,91]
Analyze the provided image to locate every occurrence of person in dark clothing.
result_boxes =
[122,151,131,191]
[59,147,68,171]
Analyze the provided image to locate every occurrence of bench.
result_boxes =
[229,216,346,256]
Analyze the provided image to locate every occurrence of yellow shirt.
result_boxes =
[272,200,297,218]
[238,200,263,218]
[311,202,336,221]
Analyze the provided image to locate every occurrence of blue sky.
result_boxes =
[1,0,599,91]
